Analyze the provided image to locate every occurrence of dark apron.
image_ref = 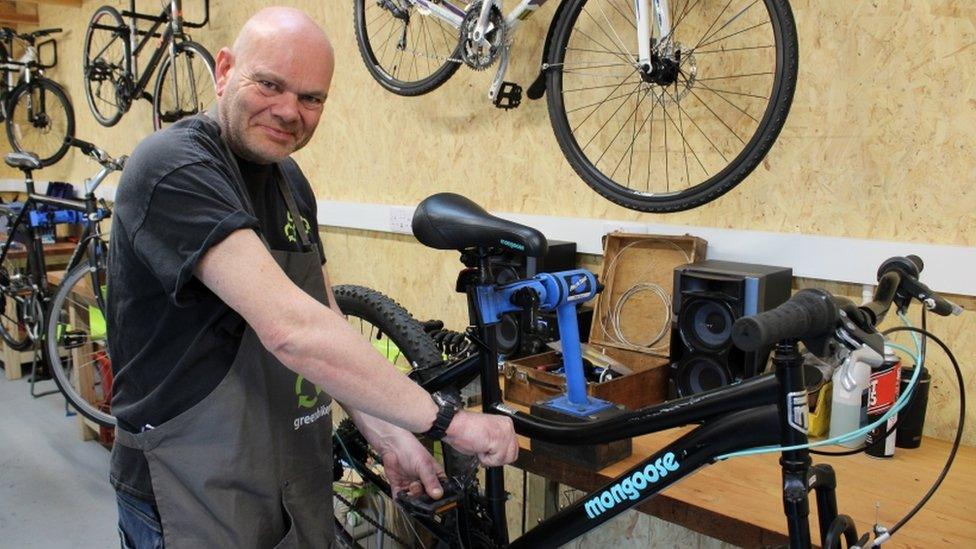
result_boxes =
[115,156,334,548]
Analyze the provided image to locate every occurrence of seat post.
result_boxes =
[23,169,35,194]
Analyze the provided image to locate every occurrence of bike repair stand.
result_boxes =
[502,270,633,469]
[478,270,634,469]
[529,305,633,470]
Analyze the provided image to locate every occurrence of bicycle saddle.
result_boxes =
[5,152,41,171]
[412,193,548,257]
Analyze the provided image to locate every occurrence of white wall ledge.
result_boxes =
[7,181,967,296]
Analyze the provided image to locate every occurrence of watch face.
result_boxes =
[435,391,460,410]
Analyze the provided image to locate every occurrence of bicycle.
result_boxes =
[331,192,964,548]
[354,0,798,213]
[0,26,74,167]
[0,139,124,428]
[83,0,215,130]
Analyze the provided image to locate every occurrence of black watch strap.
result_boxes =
[421,392,459,441]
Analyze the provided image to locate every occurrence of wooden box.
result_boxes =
[502,350,668,410]
[590,233,707,358]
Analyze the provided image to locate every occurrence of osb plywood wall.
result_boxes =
[15,0,974,448]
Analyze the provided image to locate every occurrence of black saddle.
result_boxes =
[412,193,548,257]
[5,152,41,171]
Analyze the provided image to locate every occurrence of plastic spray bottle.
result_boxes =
[828,344,884,447]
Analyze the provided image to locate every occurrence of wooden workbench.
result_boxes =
[514,424,975,547]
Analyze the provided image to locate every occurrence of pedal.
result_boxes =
[395,481,460,517]
[493,81,522,110]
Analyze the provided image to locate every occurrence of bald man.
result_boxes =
[107,7,516,548]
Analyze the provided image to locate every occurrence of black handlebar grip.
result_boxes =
[65,136,98,156]
[731,289,839,352]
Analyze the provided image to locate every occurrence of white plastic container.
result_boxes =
[829,344,883,447]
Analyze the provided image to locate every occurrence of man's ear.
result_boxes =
[215,47,233,96]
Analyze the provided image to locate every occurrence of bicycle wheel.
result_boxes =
[353,0,464,96]
[5,78,74,167]
[0,234,42,352]
[83,5,131,127]
[44,262,115,427]
[152,40,216,131]
[333,284,450,547]
[546,0,798,212]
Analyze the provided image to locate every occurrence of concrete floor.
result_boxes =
[0,370,118,548]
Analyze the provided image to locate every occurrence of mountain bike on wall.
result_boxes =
[83,0,215,130]
[0,27,74,167]
[355,0,798,212]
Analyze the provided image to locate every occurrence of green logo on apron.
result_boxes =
[295,374,323,408]
[284,211,312,243]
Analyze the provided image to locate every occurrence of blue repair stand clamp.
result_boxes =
[538,303,615,416]
[528,285,632,468]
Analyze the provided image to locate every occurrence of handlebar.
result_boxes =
[732,255,962,353]
[731,289,838,352]
[0,27,62,42]
[65,137,126,171]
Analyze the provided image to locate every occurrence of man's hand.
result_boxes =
[379,430,447,499]
[442,411,518,467]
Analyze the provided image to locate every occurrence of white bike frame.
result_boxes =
[408,0,668,101]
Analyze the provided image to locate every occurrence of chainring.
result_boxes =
[459,3,505,71]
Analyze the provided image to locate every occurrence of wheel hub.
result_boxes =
[641,52,681,86]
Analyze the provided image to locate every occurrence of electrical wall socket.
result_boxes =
[389,206,414,234]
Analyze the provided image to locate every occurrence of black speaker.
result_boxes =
[669,260,792,397]
[489,240,578,358]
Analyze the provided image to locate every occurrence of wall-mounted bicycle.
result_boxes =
[83,0,215,130]
[0,27,74,167]
[355,0,798,212]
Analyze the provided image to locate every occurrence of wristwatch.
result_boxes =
[421,391,461,441]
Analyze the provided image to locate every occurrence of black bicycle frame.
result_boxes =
[414,252,838,548]
[89,0,209,100]
[0,182,105,296]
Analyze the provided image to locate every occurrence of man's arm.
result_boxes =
[196,229,438,432]
[195,229,518,467]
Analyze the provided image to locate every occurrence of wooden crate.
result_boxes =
[503,350,668,409]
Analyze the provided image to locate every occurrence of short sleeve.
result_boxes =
[127,161,259,306]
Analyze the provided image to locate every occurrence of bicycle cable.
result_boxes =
[598,239,690,353]
[863,326,965,546]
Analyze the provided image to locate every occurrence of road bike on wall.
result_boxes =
[0,139,124,427]
[83,0,215,130]
[330,192,964,548]
[355,0,798,213]
[0,27,74,167]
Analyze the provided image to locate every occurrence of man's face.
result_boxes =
[216,38,333,164]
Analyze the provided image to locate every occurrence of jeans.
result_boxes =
[116,491,164,549]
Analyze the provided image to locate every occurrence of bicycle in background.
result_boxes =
[354,1,798,213]
[0,138,124,428]
[83,0,215,130]
[0,26,74,167]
